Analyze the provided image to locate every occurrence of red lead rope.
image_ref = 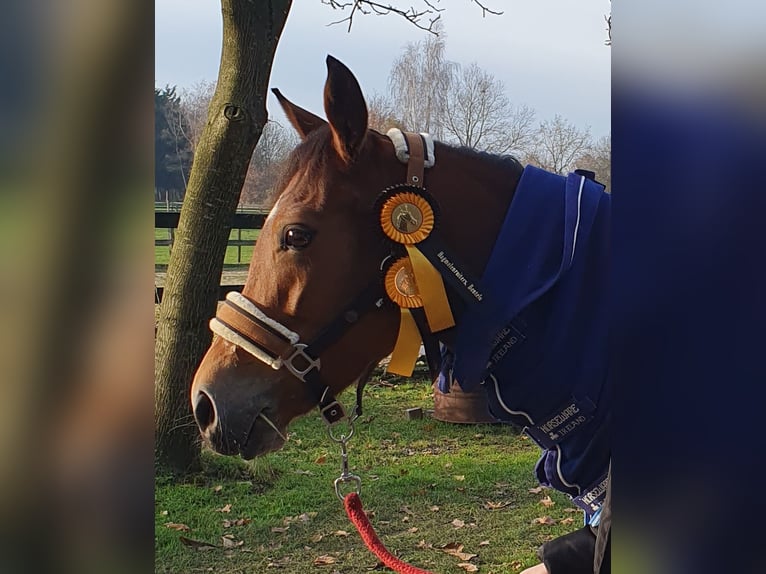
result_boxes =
[344,492,437,574]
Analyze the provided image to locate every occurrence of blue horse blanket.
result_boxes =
[439,165,611,517]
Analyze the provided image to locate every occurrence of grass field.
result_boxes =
[155,380,583,574]
[155,228,259,266]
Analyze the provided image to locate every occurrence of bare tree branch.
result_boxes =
[470,0,503,17]
[321,0,500,34]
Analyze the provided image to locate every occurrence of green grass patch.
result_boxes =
[156,381,583,573]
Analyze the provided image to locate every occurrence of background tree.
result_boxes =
[155,86,192,202]
[155,0,292,473]
[387,24,455,138]
[180,80,217,153]
[441,62,535,155]
[576,134,611,192]
[241,119,298,207]
[526,114,593,174]
[366,92,405,133]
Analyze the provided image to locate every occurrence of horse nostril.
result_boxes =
[193,390,217,433]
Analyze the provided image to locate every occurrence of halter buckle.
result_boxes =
[283,343,321,382]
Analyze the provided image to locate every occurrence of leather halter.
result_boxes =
[208,130,436,425]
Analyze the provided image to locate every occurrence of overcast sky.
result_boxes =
[155,0,611,138]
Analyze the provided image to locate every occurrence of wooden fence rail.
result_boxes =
[155,211,267,303]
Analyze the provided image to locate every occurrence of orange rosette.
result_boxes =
[379,192,435,245]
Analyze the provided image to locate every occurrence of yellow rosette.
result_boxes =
[384,257,423,377]
[379,190,455,334]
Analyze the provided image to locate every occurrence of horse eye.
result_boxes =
[282,225,314,251]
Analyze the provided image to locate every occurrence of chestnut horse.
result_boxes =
[191,57,610,564]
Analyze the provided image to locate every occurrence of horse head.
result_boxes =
[191,56,520,459]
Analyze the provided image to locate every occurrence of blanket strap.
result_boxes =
[344,492,437,574]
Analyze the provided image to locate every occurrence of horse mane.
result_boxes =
[265,128,524,209]
[439,142,525,176]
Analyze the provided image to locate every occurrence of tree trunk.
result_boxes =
[155,0,292,473]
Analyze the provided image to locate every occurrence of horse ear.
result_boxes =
[272,88,326,139]
[323,55,368,163]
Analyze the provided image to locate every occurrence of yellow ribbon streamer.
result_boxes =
[387,309,422,377]
[405,245,455,333]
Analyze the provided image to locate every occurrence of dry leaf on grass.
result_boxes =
[531,516,557,525]
[213,485,223,492]
[539,496,555,508]
[483,500,512,510]
[478,540,490,547]
[560,517,575,525]
[164,522,190,532]
[407,527,419,533]
[313,554,337,566]
[311,534,324,543]
[430,505,440,512]
[314,454,327,464]
[453,475,466,481]
[333,530,349,537]
[221,534,244,549]
[223,518,251,528]
[179,536,217,549]
[214,504,232,513]
[458,563,479,572]
[160,510,168,516]
[510,559,524,570]
[451,519,466,528]
[267,557,292,568]
[271,526,289,533]
[400,505,414,515]
[563,508,580,513]
[294,470,313,475]
[528,486,544,494]
[439,542,477,561]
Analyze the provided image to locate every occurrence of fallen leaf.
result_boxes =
[478,540,490,547]
[179,536,217,549]
[215,504,232,513]
[333,530,350,537]
[483,500,512,510]
[528,487,544,494]
[439,542,477,561]
[453,475,466,481]
[430,505,440,512]
[563,508,579,513]
[511,559,524,570]
[213,485,223,493]
[539,496,555,508]
[314,454,327,464]
[560,517,575,525]
[271,526,289,533]
[313,555,337,566]
[416,540,429,548]
[400,505,414,515]
[451,518,465,528]
[164,522,190,532]
[221,535,243,549]
[294,470,313,475]
[223,518,252,528]
[532,516,557,525]
[457,563,479,572]
[298,512,316,522]
[267,557,292,568]
[311,533,324,543]
[407,527,419,533]
[160,510,168,516]
[444,462,453,468]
